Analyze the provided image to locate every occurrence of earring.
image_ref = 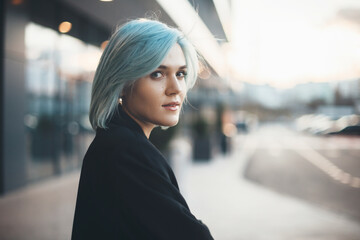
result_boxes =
[118,98,123,105]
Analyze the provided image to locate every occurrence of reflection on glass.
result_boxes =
[25,23,101,182]
[11,0,23,5]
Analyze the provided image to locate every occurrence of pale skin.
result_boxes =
[122,44,187,139]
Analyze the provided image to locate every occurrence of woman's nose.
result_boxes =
[165,75,182,96]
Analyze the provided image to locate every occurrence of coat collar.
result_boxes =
[107,104,146,138]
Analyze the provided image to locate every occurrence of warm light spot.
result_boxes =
[100,40,109,50]
[58,21,72,33]
[223,123,237,137]
[99,0,113,2]
[11,0,23,5]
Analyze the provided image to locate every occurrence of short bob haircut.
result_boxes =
[89,18,199,130]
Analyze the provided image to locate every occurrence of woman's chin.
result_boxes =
[161,119,179,127]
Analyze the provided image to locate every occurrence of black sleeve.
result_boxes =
[110,149,214,240]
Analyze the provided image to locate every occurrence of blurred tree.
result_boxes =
[307,98,326,110]
[334,87,355,106]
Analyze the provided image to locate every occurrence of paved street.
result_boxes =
[243,123,360,221]
[180,123,360,240]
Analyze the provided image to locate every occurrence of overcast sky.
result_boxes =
[229,0,360,88]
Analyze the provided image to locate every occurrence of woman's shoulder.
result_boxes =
[96,125,173,177]
[92,124,141,152]
[93,123,161,158]
[84,124,150,173]
[81,124,179,196]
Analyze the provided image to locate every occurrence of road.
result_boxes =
[243,122,360,222]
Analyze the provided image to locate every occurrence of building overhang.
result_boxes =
[58,0,227,79]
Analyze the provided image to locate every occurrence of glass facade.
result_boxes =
[24,22,101,182]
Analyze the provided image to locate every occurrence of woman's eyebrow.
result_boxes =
[157,65,187,70]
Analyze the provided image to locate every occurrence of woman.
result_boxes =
[71,19,214,239]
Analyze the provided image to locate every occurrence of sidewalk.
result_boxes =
[0,170,79,240]
[179,136,360,240]
[0,137,360,240]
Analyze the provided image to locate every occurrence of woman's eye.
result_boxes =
[150,71,164,79]
[177,71,187,79]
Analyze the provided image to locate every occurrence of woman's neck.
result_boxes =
[121,105,154,139]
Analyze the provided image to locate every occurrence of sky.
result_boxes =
[228,0,360,89]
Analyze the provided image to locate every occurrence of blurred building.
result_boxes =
[0,0,230,194]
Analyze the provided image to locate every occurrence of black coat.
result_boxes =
[71,105,214,240]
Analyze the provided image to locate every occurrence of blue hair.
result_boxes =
[89,19,199,129]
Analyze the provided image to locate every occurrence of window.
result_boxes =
[24,22,101,181]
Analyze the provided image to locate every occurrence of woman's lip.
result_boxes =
[162,102,180,111]
[162,105,180,111]
[162,102,180,107]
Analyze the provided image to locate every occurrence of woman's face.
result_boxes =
[122,43,187,138]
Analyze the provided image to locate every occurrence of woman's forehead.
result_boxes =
[159,44,186,68]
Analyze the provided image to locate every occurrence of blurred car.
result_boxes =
[295,114,360,135]
[235,122,248,133]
